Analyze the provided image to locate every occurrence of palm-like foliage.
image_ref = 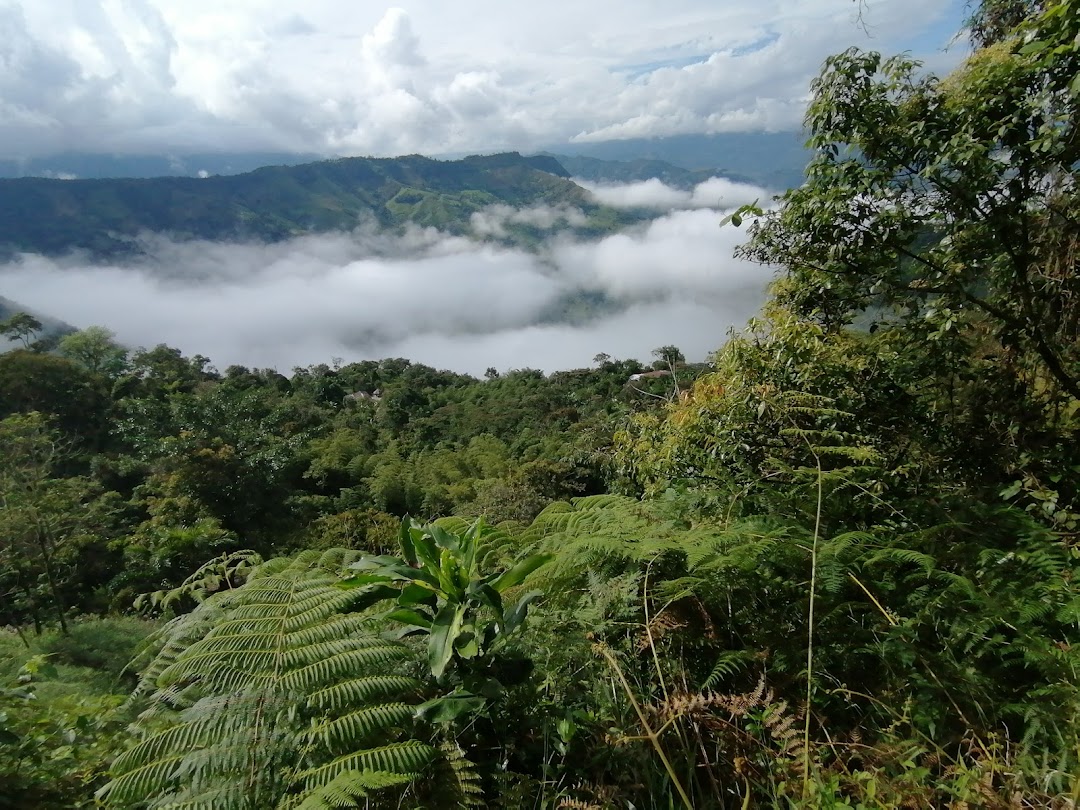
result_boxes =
[98,549,434,809]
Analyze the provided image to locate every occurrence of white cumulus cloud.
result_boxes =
[0,0,969,159]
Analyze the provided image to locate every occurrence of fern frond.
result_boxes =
[290,770,414,810]
[701,650,757,690]
[294,741,435,788]
[864,546,936,575]
[101,549,433,809]
[313,703,415,752]
[435,741,485,808]
[307,676,421,714]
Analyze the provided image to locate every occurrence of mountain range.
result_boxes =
[550,132,811,190]
[0,132,810,188]
[0,152,637,259]
[0,132,812,259]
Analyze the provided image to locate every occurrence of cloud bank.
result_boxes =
[0,189,774,375]
[579,176,767,211]
[0,0,968,158]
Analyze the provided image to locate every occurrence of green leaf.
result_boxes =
[415,691,486,725]
[1000,480,1023,500]
[409,527,441,573]
[338,572,396,588]
[343,584,402,613]
[384,607,433,629]
[428,603,466,679]
[345,557,440,589]
[490,553,553,593]
[503,590,543,635]
[471,583,504,616]
[471,677,506,699]
[461,518,484,572]
[428,524,462,554]
[398,583,437,607]
[438,549,464,600]
[454,631,480,659]
[398,517,417,566]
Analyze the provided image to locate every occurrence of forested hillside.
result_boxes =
[0,152,631,258]
[1,0,1078,807]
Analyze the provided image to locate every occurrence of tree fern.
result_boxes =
[524,495,687,584]
[98,549,434,809]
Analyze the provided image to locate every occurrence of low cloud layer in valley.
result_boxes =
[0,179,775,376]
[578,176,766,211]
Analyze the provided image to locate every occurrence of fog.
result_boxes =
[0,183,775,376]
[578,176,767,211]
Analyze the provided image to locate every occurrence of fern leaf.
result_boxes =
[101,549,434,809]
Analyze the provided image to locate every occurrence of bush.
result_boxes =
[42,616,156,681]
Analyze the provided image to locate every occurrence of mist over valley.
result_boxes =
[0,157,775,373]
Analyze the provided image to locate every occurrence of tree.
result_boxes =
[0,312,43,349]
[739,7,1080,402]
[650,345,684,371]
[116,385,311,543]
[728,1,1080,528]
[967,0,1042,45]
[0,351,109,440]
[57,326,128,377]
[0,413,103,634]
[118,344,217,399]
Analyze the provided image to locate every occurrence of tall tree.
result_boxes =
[0,413,103,633]
[730,0,1080,528]
[739,4,1080,401]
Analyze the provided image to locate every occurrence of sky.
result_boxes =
[0,178,775,375]
[1,0,970,159]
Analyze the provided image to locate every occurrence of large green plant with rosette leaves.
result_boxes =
[342,518,551,720]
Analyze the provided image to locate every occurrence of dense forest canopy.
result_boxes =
[1,0,1079,806]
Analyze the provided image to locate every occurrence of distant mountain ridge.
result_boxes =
[548,131,811,191]
[0,152,324,181]
[0,152,628,258]
[1,132,811,188]
[541,153,754,190]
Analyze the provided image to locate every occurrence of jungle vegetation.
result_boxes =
[1,1,1078,805]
